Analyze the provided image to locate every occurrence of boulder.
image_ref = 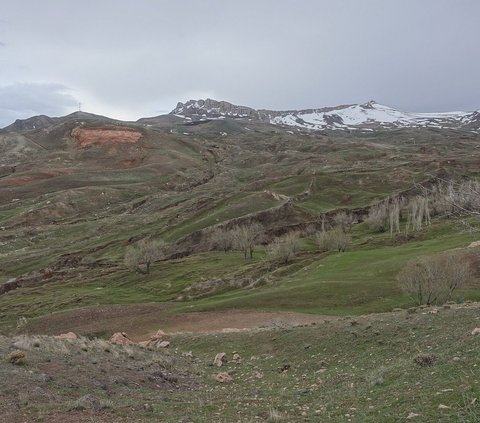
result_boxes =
[140,329,168,348]
[158,341,170,348]
[232,353,241,364]
[471,328,480,335]
[55,332,78,340]
[213,352,227,367]
[110,332,134,345]
[214,372,233,383]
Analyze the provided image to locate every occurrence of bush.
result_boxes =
[365,202,388,232]
[414,353,436,367]
[6,350,26,365]
[315,228,350,252]
[398,251,472,305]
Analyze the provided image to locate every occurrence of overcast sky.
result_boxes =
[0,0,479,126]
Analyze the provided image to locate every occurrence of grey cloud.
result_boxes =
[0,82,78,127]
[0,0,479,121]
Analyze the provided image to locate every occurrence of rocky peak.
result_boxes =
[171,98,259,119]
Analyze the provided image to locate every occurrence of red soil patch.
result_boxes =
[0,169,75,187]
[1,175,36,186]
[71,126,142,148]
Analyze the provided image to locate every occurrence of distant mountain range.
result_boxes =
[3,98,480,133]
[170,99,480,131]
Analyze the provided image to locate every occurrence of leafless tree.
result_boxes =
[233,222,263,259]
[211,227,234,253]
[267,232,301,265]
[397,251,472,305]
[124,238,165,274]
[405,196,431,233]
[334,211,354,233]
[365,201,388,232]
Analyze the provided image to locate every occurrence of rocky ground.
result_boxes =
[2,302,480,422]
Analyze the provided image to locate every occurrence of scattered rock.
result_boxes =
[428,308,439,314]
[71,394,109,411]
[143,403,154,412]
[221,328,243,333]
[278,364,291,373]
[438,404,450,409]
[467,240,480,248]
[232,353,241,364]
[214,352,227,367]
[110,332,134,345]
[214,372,233,383]
[182,351,193,359]
[55,332,78,340]
[140,329,168,348]
[392,308,403,312]
[407,412,420,419]
[471,328,480,335]
[407,307,417,314]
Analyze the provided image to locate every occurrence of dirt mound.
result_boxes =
[71,126,142,148]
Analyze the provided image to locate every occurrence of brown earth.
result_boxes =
[24,303,329,341]
[71,126,142,148]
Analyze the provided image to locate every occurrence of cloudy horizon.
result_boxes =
[1,0,479,127]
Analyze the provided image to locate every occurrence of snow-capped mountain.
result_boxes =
[171,99,480,131]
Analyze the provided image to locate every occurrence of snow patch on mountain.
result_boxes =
[170,99,479,131]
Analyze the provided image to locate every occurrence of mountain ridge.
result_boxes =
[3,98,480,132]
[170,98,480,131]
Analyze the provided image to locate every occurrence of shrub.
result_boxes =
[397,251,472,305]
[7,350,26,365]
[365,202,388,232]
[315,228,350,252]
[414,353,436,367]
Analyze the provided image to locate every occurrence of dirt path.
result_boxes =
[24,303,330,341]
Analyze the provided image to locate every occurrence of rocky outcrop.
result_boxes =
[55,332,78,340]
[110,332,134,345]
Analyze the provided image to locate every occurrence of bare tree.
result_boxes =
[365,202,388,232]
[267,232,301,265]
[233,223,263,259]
[389,198,401,236]
[333,211,354,233]
[211,227,234,254]
[404,196,431,234]
[124,238,165,274]
[397,251,472,305]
